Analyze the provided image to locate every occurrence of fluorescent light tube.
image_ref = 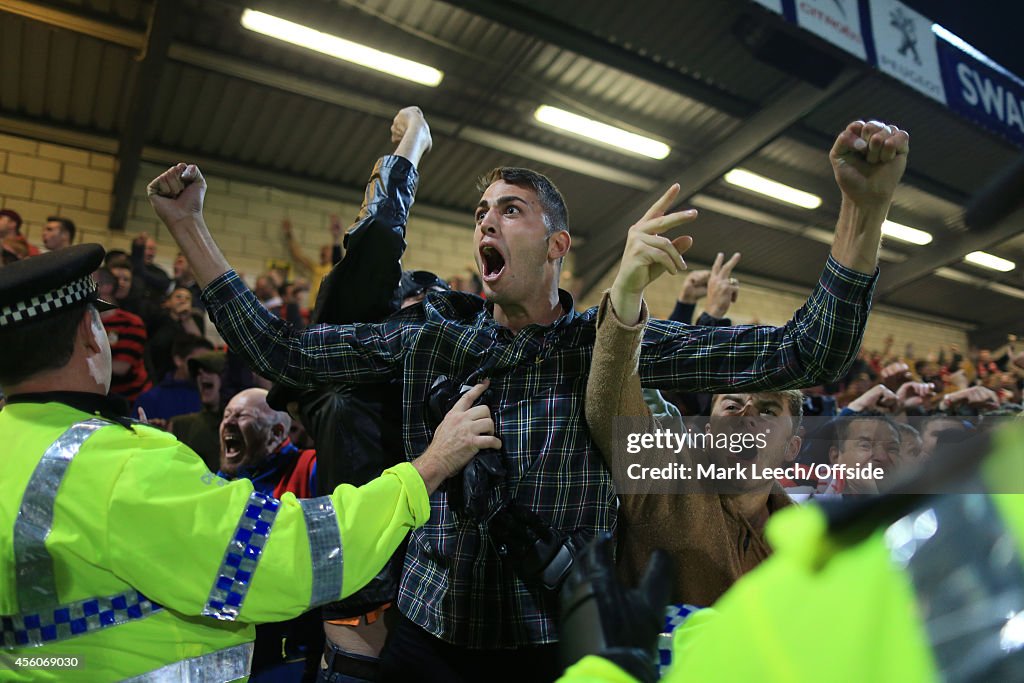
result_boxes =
[881,220,932,245]
[241,9,443,87]
[533,105,670,160]
[964,251,1015,272]
[723,169,822,209]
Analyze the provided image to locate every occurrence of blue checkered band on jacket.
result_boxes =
[2,589,162,648]
[0,275,96,327]
[656,604,703,676]
[202,491,281,621]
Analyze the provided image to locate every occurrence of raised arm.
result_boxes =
[829,120,909,273]
[147,164,228,289]
[637,121,907,392]
[147,164,406,388]
[282,219,315,275]
[313,106,432,325]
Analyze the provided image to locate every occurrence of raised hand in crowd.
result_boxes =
[412,380,501,493]
[938,385,1000,413]
[147,164,228,289]
[704,251,741,318]
[946,369,970,391]
[391,105,432,165]
[829,120,909,274]
[895,381,936,412]
[610,184,698,324]
[880,361,913,392]
[847,383,900,414]
[676,252,740,319]
[677,269,710,305]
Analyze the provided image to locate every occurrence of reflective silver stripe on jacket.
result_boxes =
[884,493,1024,681]
[202,491,281,620]
[14,418,111,613]
[120,641,253,682]
[299,496,343,607]
[2,588,161,648]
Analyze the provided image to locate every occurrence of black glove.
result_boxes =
[425,375,507,521]
[489,504,576,590]
[448,450,506,520]
[560,534,671,683]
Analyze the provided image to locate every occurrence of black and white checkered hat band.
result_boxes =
[0,276,96,327]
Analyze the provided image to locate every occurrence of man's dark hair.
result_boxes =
[0,303,91,386]
[476,167,569,237]
[106,254,131,271]
[47,216,76,243]
[0,209,22,231]
[834,413,901,445]
[93,267,116,291]
[171,333,213,360]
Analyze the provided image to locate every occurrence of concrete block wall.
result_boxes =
[0,132,480,291]
[0,132,968,357]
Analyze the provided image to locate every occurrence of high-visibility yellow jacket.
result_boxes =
[0,400,430,681]
[559,423,1024,682]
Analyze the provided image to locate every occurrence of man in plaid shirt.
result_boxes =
[148,119,907,682]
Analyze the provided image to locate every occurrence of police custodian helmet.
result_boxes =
[0,243,116,329]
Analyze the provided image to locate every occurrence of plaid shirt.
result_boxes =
[202,255,875,647]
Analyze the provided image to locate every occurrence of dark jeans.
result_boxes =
[379,612,562,683]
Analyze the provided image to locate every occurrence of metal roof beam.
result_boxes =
[438,0,754,119]
[876,205,1024,299]
[108,0,175,230]
[574,69,859,297]
[0,0,144,49]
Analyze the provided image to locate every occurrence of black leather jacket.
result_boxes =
[291,154,417,618]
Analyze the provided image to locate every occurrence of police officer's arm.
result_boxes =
[104,383,499,624]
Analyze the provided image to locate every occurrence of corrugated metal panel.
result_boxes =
[885,275,1016,324]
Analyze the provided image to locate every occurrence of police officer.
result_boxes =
[0,244,499,681]
[557,423,1024,682]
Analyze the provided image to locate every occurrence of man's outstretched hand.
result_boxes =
[610,184,697,325]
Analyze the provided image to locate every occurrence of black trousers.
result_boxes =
[379,612,562,683]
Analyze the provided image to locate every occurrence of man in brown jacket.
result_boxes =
[586,304,803,605]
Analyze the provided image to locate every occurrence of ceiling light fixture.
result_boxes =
[533,105,671,160]
[881,220,933,245]
[723,169,822,209]
[240,9,443,87]
[964,250,1016,272]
